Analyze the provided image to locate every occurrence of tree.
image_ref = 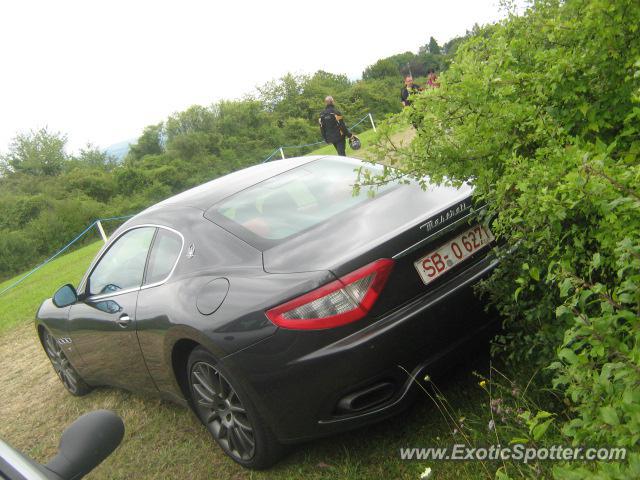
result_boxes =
[165,106,216,141]
[362,59,399,80]
[428,36,441,55]
[442,35,468,55]
[419,36,441,55]
[1,128,67,176]
[343,78,401,122]
[127,123,164,162]
[72,144,118,171]
[300,71,352,121]
[163,106,220,160]
[256,73,305,116]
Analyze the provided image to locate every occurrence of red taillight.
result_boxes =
[266,259,395,330]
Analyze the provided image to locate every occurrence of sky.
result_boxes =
[0,0,512,153]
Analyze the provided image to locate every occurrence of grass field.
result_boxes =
[305,128,379,157]
[0,245,500,480]
[305,123,415,160]
[0,128,502,479]
[0,242,103,334]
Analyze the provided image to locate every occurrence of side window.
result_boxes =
[88,227,156,296]
[144,228,182,285]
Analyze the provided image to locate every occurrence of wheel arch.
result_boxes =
[171,338,202,403]
[35,323,50,353]
[36,322,46,340]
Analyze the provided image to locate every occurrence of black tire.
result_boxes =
[187,346,285,469]
[41,329,92,397]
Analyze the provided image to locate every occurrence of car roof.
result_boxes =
[142,155,325,213]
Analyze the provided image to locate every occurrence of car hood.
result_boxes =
[262,180,474,274]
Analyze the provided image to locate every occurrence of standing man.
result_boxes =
[319,96,353,156]
[400,75,422,107]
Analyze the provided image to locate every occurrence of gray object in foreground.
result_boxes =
[0,410,124,480]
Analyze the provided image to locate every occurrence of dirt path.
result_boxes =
[357,126,417,163]
[389,127,417,147]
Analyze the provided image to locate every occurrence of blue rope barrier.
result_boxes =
[262,112,373,163]
[282,140,324,150]
[0,214,134,298]
[98,214,135,223]
[263,147,281,163]
[348,114,370,130]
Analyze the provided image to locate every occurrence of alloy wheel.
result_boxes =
[43,330,80,394]
[190,361,256,461]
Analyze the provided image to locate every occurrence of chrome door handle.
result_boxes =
[117,314,131,328]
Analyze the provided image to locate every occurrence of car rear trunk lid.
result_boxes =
[262,181,475,274]
[262,179,498,318]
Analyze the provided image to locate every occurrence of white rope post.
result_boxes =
[279,147,285,160]
[369,113,377,132]
[95,220,108,243]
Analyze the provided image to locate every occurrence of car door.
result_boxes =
[134,227,185,392]
[67,226,158,392]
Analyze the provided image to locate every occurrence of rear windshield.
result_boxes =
[211,158,396,246]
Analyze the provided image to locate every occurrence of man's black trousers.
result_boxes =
[333,137,346,156]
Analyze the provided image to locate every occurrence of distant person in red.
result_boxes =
[427,69,440,88]
[400,75,422,107]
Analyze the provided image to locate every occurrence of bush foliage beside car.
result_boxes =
[365,0,639,477]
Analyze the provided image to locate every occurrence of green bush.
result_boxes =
[64,168,117,203]
[25,198,104,252]
[0,194,49,230]
[0,230,39,275]
[366,0,640,477]
[344,78,402,123]
[115,167,151,192]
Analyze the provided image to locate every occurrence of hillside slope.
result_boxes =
[0,242,102,334]
[306,125,415,159]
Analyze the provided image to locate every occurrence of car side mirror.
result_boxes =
[52,284,78,308]
[45,410,125,480]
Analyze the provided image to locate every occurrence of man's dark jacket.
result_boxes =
[401,83,421,106]
[319,105,351,144]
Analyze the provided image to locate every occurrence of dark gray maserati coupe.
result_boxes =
[36,155,498,468]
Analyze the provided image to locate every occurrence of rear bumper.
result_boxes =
[221,253,500,443]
